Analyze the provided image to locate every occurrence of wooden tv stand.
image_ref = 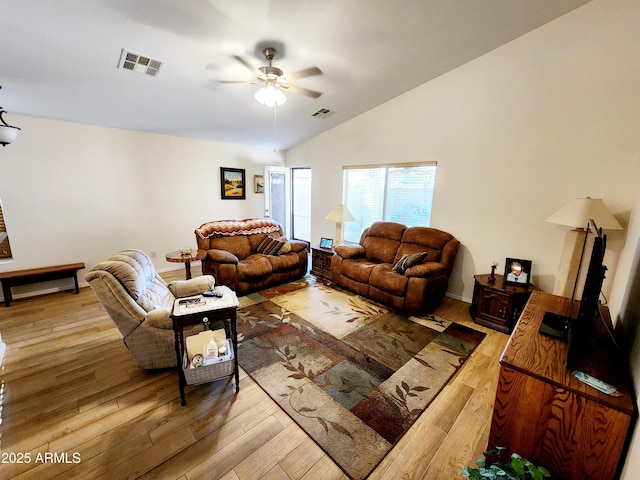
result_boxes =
[489,291,634,480]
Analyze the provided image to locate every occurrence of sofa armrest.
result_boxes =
[168,275,215,298]
[334,244,365,259]
[289,239,309,253]
[207,249,239,264]
[404,262,447,278]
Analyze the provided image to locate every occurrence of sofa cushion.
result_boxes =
[362,222,406,264]
[370,264,408,296]
[266,252,300,272]
[210,235,252,260]
[237,255,272,280]
[341,258,378,284]
[394,227,454,264]
[392,251,429,274]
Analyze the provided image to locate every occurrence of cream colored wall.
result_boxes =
[0,115,282,299]
[286,0,640,312]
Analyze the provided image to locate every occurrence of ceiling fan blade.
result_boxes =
[287,66,322,81]
[285,85,322,99]
[233,55,259,76]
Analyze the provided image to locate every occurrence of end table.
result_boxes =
[469,273,539,333]
[170,286,240,405]
[310,245,333,281]
[165,249,206,280]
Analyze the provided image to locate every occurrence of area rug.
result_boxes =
[236,279,485,480]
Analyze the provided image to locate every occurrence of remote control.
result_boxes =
[203,290,224,298]
[573,370,620,396]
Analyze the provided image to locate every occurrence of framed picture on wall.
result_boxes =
[220,167,246,200]
[254,175,265,193]
[503,258,532,287]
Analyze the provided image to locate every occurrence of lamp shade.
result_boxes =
[545,197,623,230]
[325,204,355,223]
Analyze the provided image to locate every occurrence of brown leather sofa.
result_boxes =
[331,222,459,313]
[195,218,308,295]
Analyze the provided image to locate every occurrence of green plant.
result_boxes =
[462,447,551,480]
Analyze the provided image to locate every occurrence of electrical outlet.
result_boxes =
[151,251,157,258]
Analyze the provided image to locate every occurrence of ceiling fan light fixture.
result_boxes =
[0,86,21,147]
[255,83,287,107]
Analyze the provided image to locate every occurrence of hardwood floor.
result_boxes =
[0,268,508,480]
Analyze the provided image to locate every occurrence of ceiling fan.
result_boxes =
[221,47,323,106]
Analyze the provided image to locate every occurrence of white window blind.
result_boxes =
[343,163,436,243]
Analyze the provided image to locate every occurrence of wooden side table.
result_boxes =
[165,249,206,280]
[310,245,333,280]
[469,273,539,333]
[170,287,240,405]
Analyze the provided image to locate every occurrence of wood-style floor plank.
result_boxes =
[0,269,508,480]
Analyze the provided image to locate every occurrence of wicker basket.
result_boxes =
[183,339,234,386]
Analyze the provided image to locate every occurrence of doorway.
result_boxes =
[264,166,311,242]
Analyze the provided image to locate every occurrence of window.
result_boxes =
[343,163,436,243]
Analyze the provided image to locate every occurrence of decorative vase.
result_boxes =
[488,265,497,283]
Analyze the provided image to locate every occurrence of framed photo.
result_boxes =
[254,175,265,194]
[503,258,532,287]
[220,167,246,200]
[320,237,334,249]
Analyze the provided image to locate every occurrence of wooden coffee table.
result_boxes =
[165,249,206,280]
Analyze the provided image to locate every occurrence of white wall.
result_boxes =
[0,115,283,299]
[286,0,640,313]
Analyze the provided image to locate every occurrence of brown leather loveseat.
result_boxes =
[195,218,308,295]
[331,221,459,313]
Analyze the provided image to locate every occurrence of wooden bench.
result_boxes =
[0,262,85,307]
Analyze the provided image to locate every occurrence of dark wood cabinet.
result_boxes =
[489,291,634,480]
[470,274,538,333]
[310,245,333,280]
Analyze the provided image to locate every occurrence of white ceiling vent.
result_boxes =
[118,49,163,77]
[311,108,334,119]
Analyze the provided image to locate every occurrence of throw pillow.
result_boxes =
[392,251,428,274]
[277,240,292,255]
[392,253,410,273]
[256,236,285,255]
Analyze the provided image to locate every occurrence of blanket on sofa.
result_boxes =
[195,218,281,239]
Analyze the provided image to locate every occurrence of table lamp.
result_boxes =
[545,197,623,297]
[325,204,355,246]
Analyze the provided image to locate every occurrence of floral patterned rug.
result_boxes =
[236,277,485,480]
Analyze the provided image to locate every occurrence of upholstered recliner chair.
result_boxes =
[85,249,214,369]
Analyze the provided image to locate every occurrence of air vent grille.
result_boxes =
[118,49,163,77]
[311,108,334,119]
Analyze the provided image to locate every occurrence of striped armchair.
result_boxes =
[85,249,214,369]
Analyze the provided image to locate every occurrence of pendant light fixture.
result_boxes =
[0,86,21,147]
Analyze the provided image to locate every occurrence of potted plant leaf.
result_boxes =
[462,447,551,480]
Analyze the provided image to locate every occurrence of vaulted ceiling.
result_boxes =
[0,0,591,150]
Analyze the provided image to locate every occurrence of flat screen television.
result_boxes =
[539,219,607,369]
